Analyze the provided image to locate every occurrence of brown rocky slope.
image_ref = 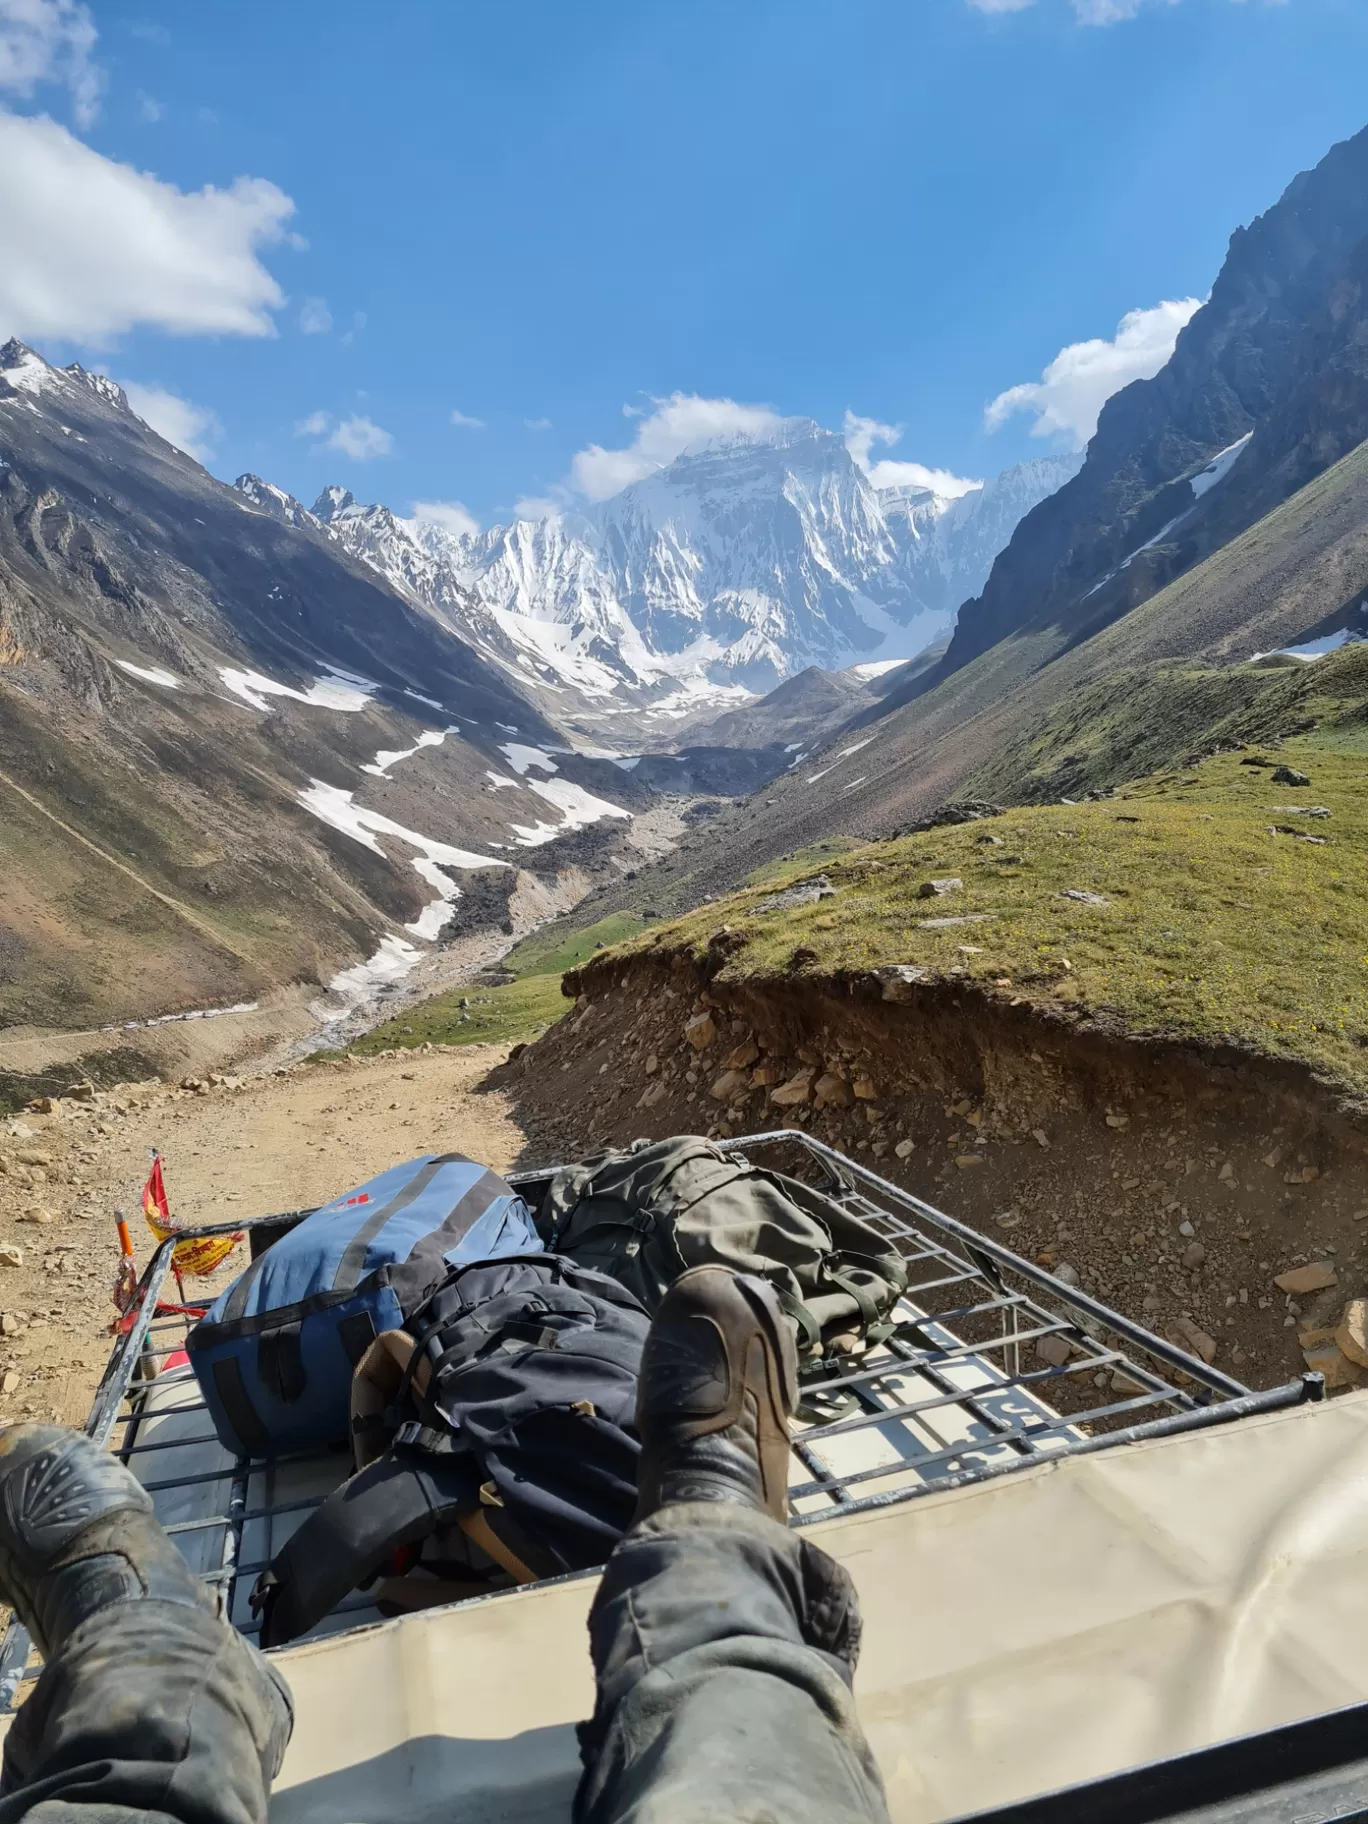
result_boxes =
[502,950,1368,1397]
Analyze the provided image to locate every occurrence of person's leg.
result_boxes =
[578,1502,885,1824]
[576,1267,889,1824]
[0,1426,291,1824]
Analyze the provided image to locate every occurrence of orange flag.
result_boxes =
[142,1154,241,1277]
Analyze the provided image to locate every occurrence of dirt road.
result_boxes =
[0,1045,528,1429]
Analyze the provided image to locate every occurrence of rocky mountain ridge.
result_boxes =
[903,122,1368,715]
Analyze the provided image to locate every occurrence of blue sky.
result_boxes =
[2,0,1367,529]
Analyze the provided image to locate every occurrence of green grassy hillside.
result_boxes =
[972,640,1368,803]
[601,730,1368,1102]
[350,911,648,1052]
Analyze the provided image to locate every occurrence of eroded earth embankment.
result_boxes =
[502,948,1368,1393]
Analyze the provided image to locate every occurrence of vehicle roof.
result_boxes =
[261,1387,1368,1824]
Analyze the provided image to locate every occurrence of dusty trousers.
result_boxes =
[576,1501,891,1824]
[0,1502,885,1824]
[0,1598,292,1824]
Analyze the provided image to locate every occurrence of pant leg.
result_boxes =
[576,1502,889,1824]
[0,1600,292,1824]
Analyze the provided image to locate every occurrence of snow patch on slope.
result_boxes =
[220,666,379,713]
[3,345,58,397]
[844,659,905,682]
[297,779,500,947]
[1253,629,1367,662]
[361,729,450,777]
[509,777,631,848]
[498,743,562,775]
[313,935,424,1023]
[1085,432,1257,601]
[116,660,180,688]
[298,780,498,867]
[1190,433,1253,500]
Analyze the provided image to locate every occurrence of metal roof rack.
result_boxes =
[0,1131,1317,1707]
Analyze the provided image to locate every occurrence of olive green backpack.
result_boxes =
[537,1135,908,1356]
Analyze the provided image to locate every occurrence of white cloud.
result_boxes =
[119,380,221,460]
[843,412,982,499]
[514,494,564,521]
[449,407,485,429]
[0,0,101,125]
[548,391,983,511]
[135,88,161,123]
[329,415,392,460]
[525,415,552,431]
[299,296,332,335]
[569,391,786,501]
[411,499,479,539]
[0,112,293,345]
[985,298,1204,448]
[1071,0,1155,18]
[295,410,393,460]
[965,0,1273,22]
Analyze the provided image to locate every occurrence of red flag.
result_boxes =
[141,1153,241,1277]
[142,1155,170,1229]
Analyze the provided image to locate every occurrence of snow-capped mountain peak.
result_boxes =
[315,484,358,519]
[235,474,320,529]
[232,423,1079,738]
[0,340,130,415]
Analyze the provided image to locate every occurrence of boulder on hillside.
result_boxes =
[770,1071,815,1107]
[896,801,1003,836]
[683,1012,716,1051]
[1275,1262,1337,1295]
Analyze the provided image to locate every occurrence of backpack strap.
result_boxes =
[772,1285,823,1355]
[776,1268,896,1358]
[459,1483,562,1584]
[544,1203,655,1253]
[397,1261,562,1397]
[250,1447,480,1648]
[256,1319,306,1405]
[795,1389,863,1425]
[826,1256,903,1344]
[657,1162,757,1222]
[823,1263,882,1333]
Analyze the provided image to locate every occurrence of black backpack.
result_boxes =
[252,1255,648,1647]
[537,1136,908,1355]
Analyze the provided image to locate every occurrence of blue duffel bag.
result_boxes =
[188,1153,542,1458]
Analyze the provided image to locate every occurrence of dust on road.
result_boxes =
[0,1044,528,1429]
